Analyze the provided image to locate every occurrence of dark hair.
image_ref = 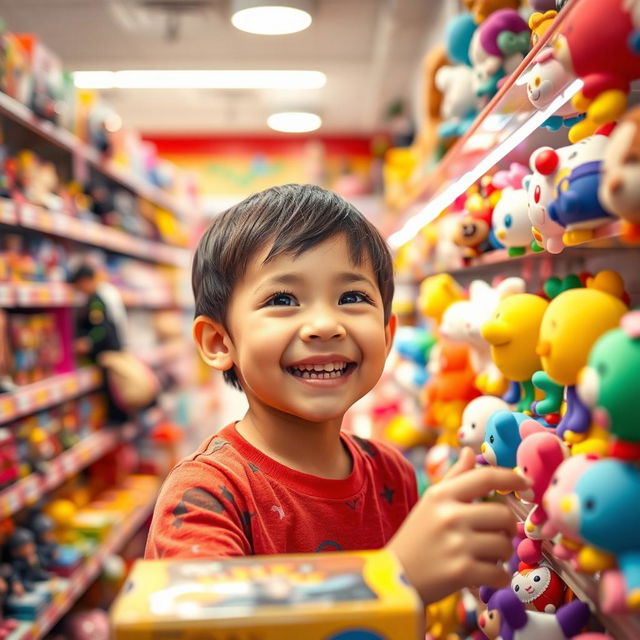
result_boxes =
[192,184,394,390]
[68,263,95,283]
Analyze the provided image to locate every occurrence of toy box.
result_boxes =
[110,550,422,640]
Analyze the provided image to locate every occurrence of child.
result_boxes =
[145,184,527,605]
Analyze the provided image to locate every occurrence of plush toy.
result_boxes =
[458,395,510,454]
[481,293,548,412]
[578,310,640,460]
[464,0,521,24]
[451,191,494,259]
[435,64,478,140]
[418,274,465,327]
[529,10,558,47]
[599,105,640,242]
[492,187,533,256]
[514,421,569,564]
[511,562,566,613]
[565,459,640,608]
[478,586,590,640]
[525,50,583,131]
[440,277,524,394]
[540,454,600,566]
[537,271,628,440]
[480,410,532,468]
[553,0,640,143]
[392,325,435,390]
[469,9,530,107]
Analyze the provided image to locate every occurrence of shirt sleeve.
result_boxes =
[144,460,253,559]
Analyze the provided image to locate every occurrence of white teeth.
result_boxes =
[289,362,350,379]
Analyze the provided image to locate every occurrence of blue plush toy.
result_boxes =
[480,411,531,468]
[570,459,640,609]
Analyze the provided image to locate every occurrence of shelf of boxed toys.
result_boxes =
[8,484,160,640]
[1,198,190,268]
[0,422,140,519]
[505,495,640,640]
[0,367,102,426]
[0,91,191,222]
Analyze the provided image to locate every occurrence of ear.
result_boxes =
[192,315,235,372]
[384,314,397,357]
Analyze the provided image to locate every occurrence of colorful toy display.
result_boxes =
[481,293,548,412]
[537,271,628,439]
[491,186,532,256]
[553,0,640,142]
[480,410,531,468]
[578,310,640,460]
[478,586,590,639]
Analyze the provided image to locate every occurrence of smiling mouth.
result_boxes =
[286,362,356,380]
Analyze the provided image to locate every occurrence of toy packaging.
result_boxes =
[110,550,422,640]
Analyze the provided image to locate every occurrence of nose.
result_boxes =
[300,309,346,341]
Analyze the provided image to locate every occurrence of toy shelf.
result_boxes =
[0,422,140,519]
[1,198,190,267]
[0,282,84,308]
[0,367,102,426]
[119,288,183,310]
[0,91,190,221]
[389,0,586,248]
[7,484,160,640]
[506,496,640,640]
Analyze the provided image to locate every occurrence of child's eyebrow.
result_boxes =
[254,272,377,293]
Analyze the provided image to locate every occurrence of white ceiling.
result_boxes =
[0,0,459,135]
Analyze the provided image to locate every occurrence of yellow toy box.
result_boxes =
[110,550,422,640]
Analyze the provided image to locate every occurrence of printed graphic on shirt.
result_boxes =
[172,487,226,529]
[380,485,395,504]
[271,504,285,519]
[206,438,231,456]
[351,435,378,458]
[345,497,361,510]
[248,462,260,472]
[316,540,344,552]
[220,485,236,503]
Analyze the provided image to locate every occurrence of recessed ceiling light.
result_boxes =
[267,111,321,133]
[231,0,312,35]
[72,70,326,90]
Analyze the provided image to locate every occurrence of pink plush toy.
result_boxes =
[515,421,569,564]
[540,454,600,566]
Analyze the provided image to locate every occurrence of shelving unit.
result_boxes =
[0,368,102,424]
[7,485,159,640]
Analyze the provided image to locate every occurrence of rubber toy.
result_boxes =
[565,459,640,608]
[425,591,461,640]
[511,562,566,613]
[445,12,477,66]
[418,274,464,327]
[525,49,583,131]
[440,277,524,394]
[514,421,569,564]
[578,310,640,460]
[540,454,600,566]
[470,9,530,107]
[422,341,481,445]
[599,105,640,243]
[553,0,640,143]
[478,586,590,640]
[480,410,532,468]
[492,187,533,256]
[537,271,628,440]
[436,64,478,140]
[451,191,494,259]
[529,10,558,47]
[392,325,435,390]
[481,293,548,412]
[464,0,521,24]
[458,395,510,454]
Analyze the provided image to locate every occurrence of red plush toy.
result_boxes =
[511,562,566,613]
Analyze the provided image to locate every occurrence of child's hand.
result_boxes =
[387,447,529,605]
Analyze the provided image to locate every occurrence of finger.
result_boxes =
[466,561,512,590]
[442,467,530,503]
[460,502,518,537]
[467,532,515,564]
[442,447,476,481]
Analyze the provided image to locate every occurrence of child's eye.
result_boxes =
[266,292,298,306]
[339,291,373,305]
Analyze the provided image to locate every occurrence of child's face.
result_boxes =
[225,234,394,424]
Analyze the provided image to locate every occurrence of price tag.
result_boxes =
[15,391,31,413]
[24,477,40,504]
[20,204,36,227]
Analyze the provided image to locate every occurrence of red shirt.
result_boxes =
[145,423,418,559]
